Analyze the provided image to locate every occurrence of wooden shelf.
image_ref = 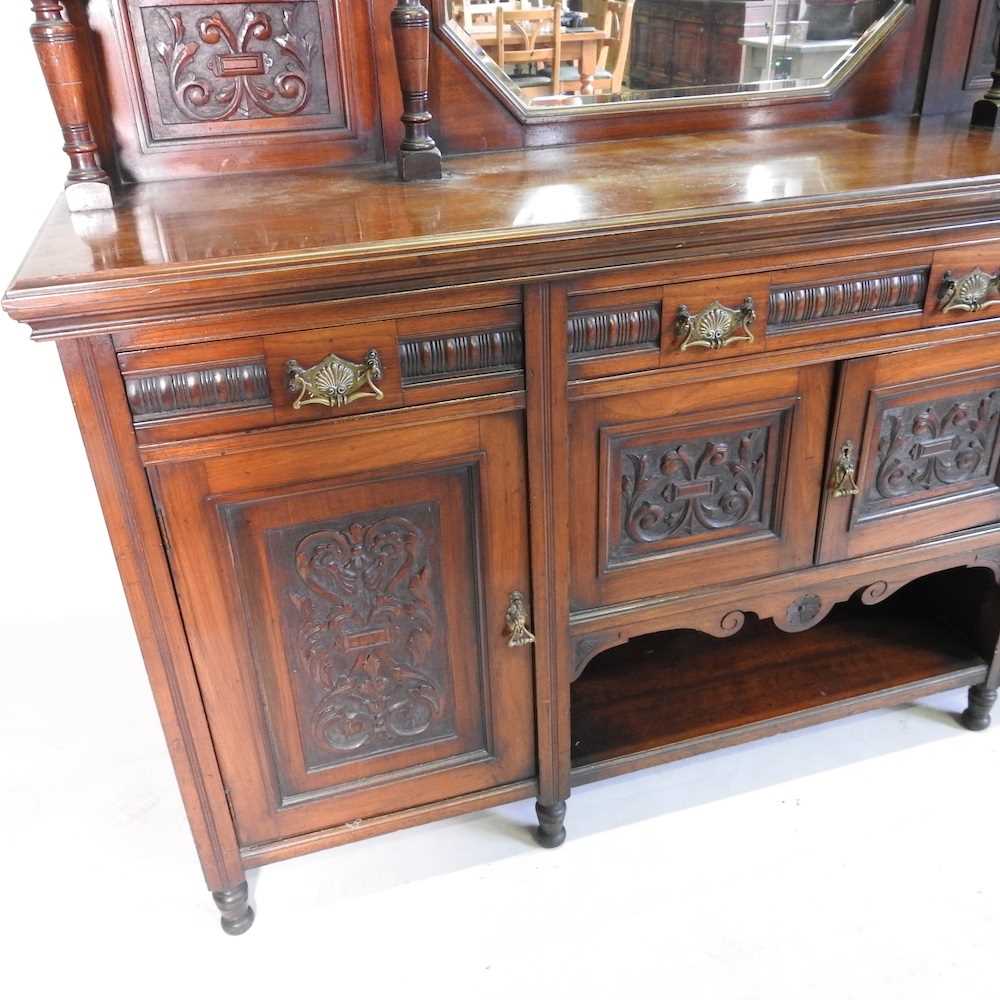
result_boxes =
[571,594,989,783]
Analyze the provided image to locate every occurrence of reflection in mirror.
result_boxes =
[444,0,905,112]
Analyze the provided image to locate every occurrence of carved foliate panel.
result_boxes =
[606,409,788,566]
[860,389,1000,520]
[267,503,455,770]
[125,1,346,140]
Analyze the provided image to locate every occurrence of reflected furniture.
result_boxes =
[6,0,1000,936]
[739,33,854,82]
[631,0,798,90]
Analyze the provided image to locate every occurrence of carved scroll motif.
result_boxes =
[868,391,1000,509]
[146,4,328,123]
[615,425,770,560]
[280,508,453,763]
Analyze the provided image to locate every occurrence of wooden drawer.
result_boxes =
[924,247,1000,326]
[567,254,934,379]
[117,304,525,442]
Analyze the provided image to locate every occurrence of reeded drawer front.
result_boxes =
[117,302,525,441]
[569,364,834,611]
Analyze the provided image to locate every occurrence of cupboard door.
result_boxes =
[570,365,833,610]
[818,337,1000,563]
[151,411,535,845]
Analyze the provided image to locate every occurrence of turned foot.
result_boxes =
[212,881,255,935]
[535,799,567,849]
[962,683,998,732]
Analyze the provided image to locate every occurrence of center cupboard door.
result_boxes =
[817,336,1000,563]
[150,411,535,847]
[570,364,834,610]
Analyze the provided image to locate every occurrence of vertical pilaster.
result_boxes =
[390,0,443,181]
[29,1,113,209]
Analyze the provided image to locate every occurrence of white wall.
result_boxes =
[0,7,132,632]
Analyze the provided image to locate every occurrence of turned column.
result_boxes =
[972,25,1000,129]
[391,0,443,181]
[29,1,113,210]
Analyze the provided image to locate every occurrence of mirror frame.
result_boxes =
[431,0,915,124]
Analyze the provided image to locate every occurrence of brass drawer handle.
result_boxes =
[505,591,536,647]
[287,349,384,409]
[939,268,1000,313]
[677,297,756,351]
[831,440,860,498]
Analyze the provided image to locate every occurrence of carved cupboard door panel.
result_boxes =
[150,411,534,845]
[818,337,1000,562]
[569,365,834,610]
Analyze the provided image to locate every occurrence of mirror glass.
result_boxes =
[443,0,904,113]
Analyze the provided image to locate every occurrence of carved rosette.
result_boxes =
[867,392,1000,511]
[277,507,453,765]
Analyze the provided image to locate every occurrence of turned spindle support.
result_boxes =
[211,881,255,936]
[535,799,567,848]
[972,27,1000,129]
[391,0,443,181]
[29,0,113,211]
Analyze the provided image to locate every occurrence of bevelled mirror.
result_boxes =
[441,0,910,115]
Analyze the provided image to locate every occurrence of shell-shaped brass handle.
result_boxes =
[287,349,384,409]
[831,440,860,498]
[505,591,536,647]
[939,268,1000,313]
[677,297,756,351]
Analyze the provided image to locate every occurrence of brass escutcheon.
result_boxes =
[677,296,756,351]
[831,440,860,498]
[505,591,536,647]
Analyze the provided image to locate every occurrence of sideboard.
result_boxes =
[7,0,1000,935]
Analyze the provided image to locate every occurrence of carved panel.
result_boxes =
[568,304,661,357]
[606,409,788,566]
[268,504,455,770]
[124,359,271,422]
[126,1,345,140]
[861,390,1000,518]
[767,268,928,332]
[399,327,523,384]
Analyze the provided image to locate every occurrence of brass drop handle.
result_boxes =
[831,440,860,498]
[938,268,1000,313]
[677,296,756,351]
[287,348,384,409]
[505,591,536,647]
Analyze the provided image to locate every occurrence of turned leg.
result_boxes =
[962,683,998,732]
[212,881,254,936]
[535,799,567,849]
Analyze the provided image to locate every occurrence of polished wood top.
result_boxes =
[6,115,1000,326]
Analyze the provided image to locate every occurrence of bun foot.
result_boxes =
[535,799,567,849]
[961,683,998,732]
[212,882,255,935]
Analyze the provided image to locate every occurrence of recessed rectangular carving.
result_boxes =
[768,268,928,332]
[399,327,523,384]
[127,0,345,140]
[568,304,661,357]
[266,503,456,771]
[124,360,271,422]
[859,389,1000,521]
[604,407,790,568]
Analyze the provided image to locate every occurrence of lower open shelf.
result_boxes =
[571,576,990,783]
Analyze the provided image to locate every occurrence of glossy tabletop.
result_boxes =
[6,115,1000,324]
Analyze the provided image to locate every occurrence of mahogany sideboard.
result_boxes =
[7,0,1000,935]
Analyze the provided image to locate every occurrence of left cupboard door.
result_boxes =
[150,411,536,846]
